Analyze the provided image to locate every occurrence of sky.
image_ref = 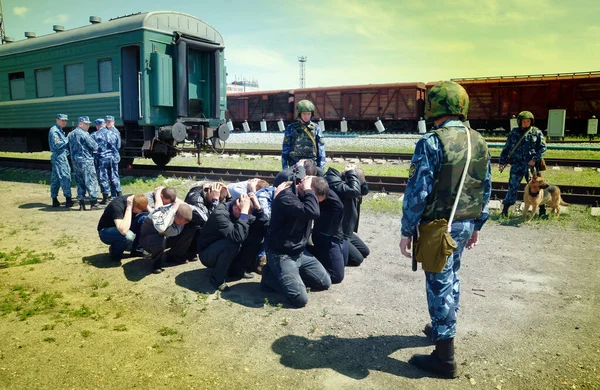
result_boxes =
[3,0,600,90]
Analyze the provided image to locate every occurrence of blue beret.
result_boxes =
[94,119,105,126]
[57,114,68,120]
[105,115,115,121]
[78,116,91,124]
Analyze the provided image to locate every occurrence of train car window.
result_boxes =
[65,63,85,95]
[35,68,54,98]
[9,72,26,100]
[98,59,113,92]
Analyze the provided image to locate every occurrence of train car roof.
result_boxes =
[0,11,224,57]
[432,71,600,86]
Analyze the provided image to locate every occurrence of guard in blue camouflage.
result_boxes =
[498,111,546,217]
[68,116,101,211]
[281,100,326,170]
[105,115,123,198]
[91,119,112,205]
[49,114,74,208]
[399,81,492,379]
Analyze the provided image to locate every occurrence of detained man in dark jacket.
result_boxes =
[197,193,268,291]
[261,176,331,308]
[325,165,370,266]
[307,188,346,284]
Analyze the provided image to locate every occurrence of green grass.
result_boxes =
[52,233,76,248]
[158,326,178,336]
[113,324,128,332]
[0,247,56,268]
[0,286,63,321]
[490,205,600,232]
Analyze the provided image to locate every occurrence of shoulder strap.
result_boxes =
[507,129,531,161]
[302,125,317,151]
[447,127,472,232]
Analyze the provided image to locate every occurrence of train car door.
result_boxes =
[188,49,213,118]
[121,46,141,121]
[342,93,360,119]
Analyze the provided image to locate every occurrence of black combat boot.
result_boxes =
[79,199,87,211]
[538,205,548,219]
[409,338,457,378]
[501,203,510,217]
[65,197,75,207]
[52,198,60,207]
[89,199,102,211]
[116,191,122,197]
[99,193,109,205]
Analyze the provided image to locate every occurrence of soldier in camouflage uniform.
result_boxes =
[49,114,74,208]
[399,81,492,379]
[68,116,101,211]
[498,111,547,217]
[105,115,123,198]
[91,119,113,205]
[281,100,326,170]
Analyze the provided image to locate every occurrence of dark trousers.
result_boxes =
[229,221,267,277]
[308,233,348,284]
[140,219,195,268]
[199,239,241,286]
[348,232,369,266]
[261,249,331,308]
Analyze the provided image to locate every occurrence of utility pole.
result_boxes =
[0,0,6,44]
[298,56,307,88]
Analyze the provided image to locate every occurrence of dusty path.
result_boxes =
[0,179,598,389]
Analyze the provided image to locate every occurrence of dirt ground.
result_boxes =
[0,178,598,390]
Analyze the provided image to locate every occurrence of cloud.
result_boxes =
[44,14,69,24]
[13,7,28,16]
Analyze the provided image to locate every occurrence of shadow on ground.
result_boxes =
[82,253,122,269]
[18,202,73,212]
[176,269,287,308]
[272,334,434,380]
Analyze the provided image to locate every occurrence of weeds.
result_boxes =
[113,324,128,332]
[41,324,55,331]
[52,234,76,248]
[158,327,178,336]
[69,304,95,318]
[43,337,56,343]
[0,247,55,268]
[81,330,92,338]
[90,278,110,290]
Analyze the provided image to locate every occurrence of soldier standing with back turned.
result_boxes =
[399,81,492,378]
[49,114,74,208]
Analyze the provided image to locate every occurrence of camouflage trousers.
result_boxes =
[72,158,99,201]
[424,219,474,341]
[50,153,72,198]
[108,157,122,197]
[503,164,534,206]
[97,157,112,195]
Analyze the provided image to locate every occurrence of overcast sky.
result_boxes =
[5,0,600,90]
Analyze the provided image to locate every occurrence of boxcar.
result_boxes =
[449,72,600,134]
[226,89,293,131]
[0,11,227,166]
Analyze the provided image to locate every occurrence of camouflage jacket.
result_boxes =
[106,126,122,162]
[48,124,69,156]
[68,127,98,162]
[499,126,546,165]
[401,119,492,237]
[281,120,326,169]
[91,127,113,159]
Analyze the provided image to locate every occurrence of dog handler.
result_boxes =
[281,100,326,170]
[399,81,492,378]
[498,111,547,217]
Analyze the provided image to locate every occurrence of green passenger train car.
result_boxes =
[0,11,228,166]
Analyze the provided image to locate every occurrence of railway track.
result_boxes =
[2,157,599,206]
[184,148,600,169]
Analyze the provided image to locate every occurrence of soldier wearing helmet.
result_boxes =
[498,110,547,217]
[281,99,326,170]
[399,81,492,379]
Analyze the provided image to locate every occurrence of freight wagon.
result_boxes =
[226,83,427,132]
[449,71,600,134]
[0,11,229,166]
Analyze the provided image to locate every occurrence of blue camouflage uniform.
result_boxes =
[499,126,546,206]
[281,120,326,170]
[105,117,122,197]
[68,120,99,201]
[91,123,113,196]
[48,120,72,198]
[401,119,492,342]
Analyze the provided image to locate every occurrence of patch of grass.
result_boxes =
[489,204,600,232]
[309,323,318,334]
[90,278,109,290]
[69,304,95,318]
[52,233,76,248]
[41,323,55,331]
[0,247,56,268]
[43,337,56,343]
[80,330,92,338]
[113,324,127,332]
[362,193,402,214]
[114,311,122,319]
[158,327,178,336]
[0,287,63,321]
[90,292,98,298]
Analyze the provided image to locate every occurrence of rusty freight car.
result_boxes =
[293,83,426,132]
[226,90,293,131]
[448,71,600,134]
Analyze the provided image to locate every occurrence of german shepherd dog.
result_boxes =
[522,174,568,222]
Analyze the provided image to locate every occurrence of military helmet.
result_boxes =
[517,111,534,126]
[425,81,469,121]
[296,99,315,117]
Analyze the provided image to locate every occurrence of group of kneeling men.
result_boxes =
[96,160,370,307]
